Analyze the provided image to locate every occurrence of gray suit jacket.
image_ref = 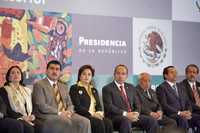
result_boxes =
[32,78,74,125]
[136,85,162,115]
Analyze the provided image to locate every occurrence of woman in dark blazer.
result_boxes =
[70,65,113,133]
[0,66,34,133]
[0,95,24,133]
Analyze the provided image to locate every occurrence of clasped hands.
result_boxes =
[92,111,104,120]
[179,110,192,120]
[150,111,163,120]
[59,110,73,121]
[22,114,35,126]
[126,112,139,122]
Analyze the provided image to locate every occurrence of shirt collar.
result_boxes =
[166,80,176,87]
[47,78,57,87]
[188,80,196,88]
[77,81,93,89]
[114,80,124,90]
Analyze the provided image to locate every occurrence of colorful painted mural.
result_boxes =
[0,7,72,86]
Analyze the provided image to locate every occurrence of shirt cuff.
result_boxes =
[0,112,4,119]
[177,111,181,115]
[17,117,23,120]
[58,112,62,116]
[123,111,127,116]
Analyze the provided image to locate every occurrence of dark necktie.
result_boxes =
[119,85,131,112]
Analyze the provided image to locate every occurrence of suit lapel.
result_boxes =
[138,86,153,101]
[91,88,97,100]
[139,89,151,101]
[44,78,55,98]
[124,83,132,105]
[57,82,67,107]
[177,83,187,109]
[184,80,200,102]
[112,82,125,103]
[164,81,179,99]
[185,80,195,101]
[147,90,155,101]
[196,81,200,97]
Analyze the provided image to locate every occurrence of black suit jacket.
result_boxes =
[136,85,162,115]
[0,88,23,119]
[0,96,7,118]
[69,84,102,118]
[181,79,200,113]
[102,82,140,119]
[156,81,192,117]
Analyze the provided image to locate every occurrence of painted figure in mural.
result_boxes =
[0,8,27,86]
[0,7,72,86]
[0,17,14,49]
[48,19,68,64]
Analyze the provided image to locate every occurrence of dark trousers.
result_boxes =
[0,118,23,133]
[158,115,177,132]
[170,113,200,133]
[89,116,113,133]
[190,113,200,133]
[19,120,34,133]
[112,115,159,133]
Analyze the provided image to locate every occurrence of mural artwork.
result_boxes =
[0,7,72,86]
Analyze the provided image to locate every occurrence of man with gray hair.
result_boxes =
[136,72,177,132]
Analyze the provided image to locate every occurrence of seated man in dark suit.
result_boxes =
[181,64,200,114]
[0,96,23,133]
[102,64,159,133]
[156,66,200,133]
[136,72,177,132]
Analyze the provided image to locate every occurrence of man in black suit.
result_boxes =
[156,66,200,133]
[102,64,159,133]
[0,96,24,133]
[136,72,177,132]
[181,64,200,114]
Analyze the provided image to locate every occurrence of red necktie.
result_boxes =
[192,83,200,107]
[119,85,131,112]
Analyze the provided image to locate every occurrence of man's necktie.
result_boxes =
[172,84,179,97]
[53,83,65,112]
[192,83,200,107]
[145,90,151,99]
[119,85,131,112]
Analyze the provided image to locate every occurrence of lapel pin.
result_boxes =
[78,90,83,95]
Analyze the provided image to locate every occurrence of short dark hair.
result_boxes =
[163,66,175,80]
[185,64,199,74]
[114,64,128,75]
[77,65,95,82]
[4,66,25,86]
[47,60,62,70]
